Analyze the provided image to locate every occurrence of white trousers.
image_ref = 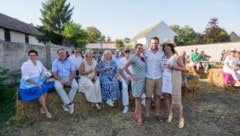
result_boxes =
[54,79,78,105]
[120,77,129,106]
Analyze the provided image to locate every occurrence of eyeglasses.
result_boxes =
[29,55,37,57]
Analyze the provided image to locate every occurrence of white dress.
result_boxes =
[79,60,102,103]
[162,55,174,94]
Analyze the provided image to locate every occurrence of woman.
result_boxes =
[79,49,102,109]
[18,50,54,118]
[161,39,186,128]
[124,43,146,126]
[179,51,189,89]
[97,50,120,107]
[222,48,240,87]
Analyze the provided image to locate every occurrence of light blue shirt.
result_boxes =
[144,48,164,79]
[52,58,75,80]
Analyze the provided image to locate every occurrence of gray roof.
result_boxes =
[0,12,41,36]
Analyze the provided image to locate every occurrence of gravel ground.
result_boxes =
[1,79,240,136]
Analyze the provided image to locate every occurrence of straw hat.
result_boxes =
[230,48,237,52]
[160,39,176,48]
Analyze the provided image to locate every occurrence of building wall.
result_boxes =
[0,41,73,72]
[0,28,4,41]
[0,28,44,46]
[11,31,25,43]
[175,42,240,61]
[145,24,176,48]
[136,37,147,47]
[29,35,45,46]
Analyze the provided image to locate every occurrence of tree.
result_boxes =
[115,39,125,49]
[61,21,88,49]
[124,37,131,43]
[170,25,197,45]
[106,36,111,42]
[85,26,102,43]
[39,0,73,44]
[202,18,230,43]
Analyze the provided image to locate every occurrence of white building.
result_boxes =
[0,12,44,46]
[131,21,177,48]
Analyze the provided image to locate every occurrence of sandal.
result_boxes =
[178,118,184,128]
[167,114,173,123]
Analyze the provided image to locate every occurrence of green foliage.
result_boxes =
[115,39,125,49]
[0,67,16,124]
[124,37,131,43]
[37,26,63,45]
[170,25,197,45]
[124,44,133,49]
[39,0,73,45]
[202,18,230,43]
[62,21,88,48]
[85,26,102,43]
[40,0,73,33]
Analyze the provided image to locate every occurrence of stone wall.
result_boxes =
[175,42,240,61]
[0,41,73,72]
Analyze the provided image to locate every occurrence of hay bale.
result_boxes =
[186,63,207,79]
[14,90,123,121]
[207,68,239,91]
[182,74,200,100]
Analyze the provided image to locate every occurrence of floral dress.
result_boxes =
[97,60,120,101]
[131,55,146,97]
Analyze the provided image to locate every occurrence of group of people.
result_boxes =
[222,48,240,87]
[189,48,211,75]
[18,36,187,128]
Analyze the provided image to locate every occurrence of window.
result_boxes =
[25,34,29,44]
[4,29,10,41]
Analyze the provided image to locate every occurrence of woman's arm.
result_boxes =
[170,57,186,71]
[79,62,93,75]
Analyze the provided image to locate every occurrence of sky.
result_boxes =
[0,0,239,40]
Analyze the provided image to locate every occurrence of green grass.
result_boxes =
[0,84,16,125]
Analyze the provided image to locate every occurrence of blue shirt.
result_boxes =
[52,58,75,80]
[144,48,164,79]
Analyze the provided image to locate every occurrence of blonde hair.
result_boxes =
[84,49,93,59]
[101,50,112,60]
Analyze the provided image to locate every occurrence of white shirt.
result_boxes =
[119,57,132,78]
[144,48,164,79]
[21,59,47,81]
[68,55,83,70]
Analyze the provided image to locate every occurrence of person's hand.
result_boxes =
[125,78,130,84]
[66,79,72,86]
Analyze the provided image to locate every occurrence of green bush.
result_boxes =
[0,67,16,124]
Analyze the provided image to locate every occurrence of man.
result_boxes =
[118,49,132,113]
[68,49,83,82]
[52,48,78,114]
[144,36,164,120]
[190,48,200,75]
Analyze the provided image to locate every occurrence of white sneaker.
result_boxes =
[95,104,101,110]
[40,107,45,114]
[62,105,70,112]
[68,103,74,114]
[45,112,52,118]
[106,100,114,107]
[122,106,129,113]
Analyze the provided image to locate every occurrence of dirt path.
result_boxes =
[1,79,240,136]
